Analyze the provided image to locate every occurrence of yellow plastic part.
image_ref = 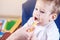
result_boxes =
[9,18,22,33]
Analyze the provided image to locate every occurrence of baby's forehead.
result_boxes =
[35,1,54,12]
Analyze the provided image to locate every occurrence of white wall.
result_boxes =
[0,0,22,18]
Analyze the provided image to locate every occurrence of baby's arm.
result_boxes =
[29,35,38,40]
[6,17,34,40]
[6,26,29,40]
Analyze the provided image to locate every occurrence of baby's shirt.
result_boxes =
[23,17,59,40]
[33,21,59,40]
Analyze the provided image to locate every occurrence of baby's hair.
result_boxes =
[37,0,60,14]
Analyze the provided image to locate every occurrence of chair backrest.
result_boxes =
[22,0,36,26]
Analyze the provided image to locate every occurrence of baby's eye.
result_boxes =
[40,10,45,13]
[35,8,38,10]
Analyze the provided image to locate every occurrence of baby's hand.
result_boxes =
[26,27,35,32]
[28,33,38,40]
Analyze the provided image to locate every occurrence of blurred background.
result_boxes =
[0,0,22,18]
[0,0,59,39]
[0,0,60,35]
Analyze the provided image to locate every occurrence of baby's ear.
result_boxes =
[51,13,57,20]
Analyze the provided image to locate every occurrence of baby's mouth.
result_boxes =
[34,17,42,25]
[34,17,39,23]
[34,17,38,20]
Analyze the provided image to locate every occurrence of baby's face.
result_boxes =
[33,0,54,26]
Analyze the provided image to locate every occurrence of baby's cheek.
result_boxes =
[39,18,43,22]
[39,18,46,25]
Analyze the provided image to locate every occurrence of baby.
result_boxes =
[28,0,60,40]
[6,0,60,40]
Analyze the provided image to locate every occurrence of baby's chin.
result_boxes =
[37,22,44,26]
